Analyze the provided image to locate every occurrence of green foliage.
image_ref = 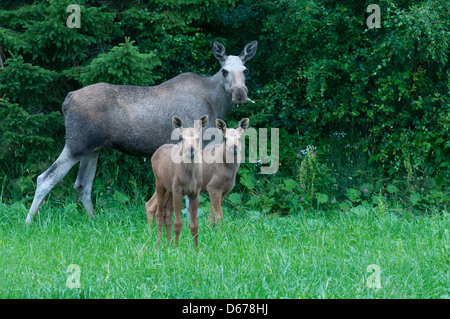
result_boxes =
[0,55,59,109]
[0,97,59,160]
[149,30,214,79]
[258,0,450,179]
[0,97,61,200]
[0,0,448,214]
[235,144,339,215]
[24,3,95,67]
[70,37,161,86]
[150,0,239,30]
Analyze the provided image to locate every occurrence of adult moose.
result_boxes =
[25,40,258,224]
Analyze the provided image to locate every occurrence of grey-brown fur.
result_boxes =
[25,41,257,224]
[146,118,250,225]
[152,116,208,248]
[64,73,228,158]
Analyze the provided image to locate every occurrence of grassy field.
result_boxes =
[0,199,448,299]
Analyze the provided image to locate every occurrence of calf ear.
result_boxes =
[216,119,227,135]
[239,41,257,64]
[213,41,227,65]
[239,118,250,131]
[172,116,183,129]
[199,115,209,129]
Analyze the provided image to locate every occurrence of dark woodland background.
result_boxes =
[0,0,448,213]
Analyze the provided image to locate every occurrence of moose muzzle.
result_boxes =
[231,86,249,104]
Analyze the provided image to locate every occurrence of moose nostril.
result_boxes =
[232,87,248,103]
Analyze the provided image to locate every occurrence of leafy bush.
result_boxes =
[257,0,449,178]
[0,0,448,213]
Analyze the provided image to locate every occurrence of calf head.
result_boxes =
[216,118,250,158]
[172,115,208,160]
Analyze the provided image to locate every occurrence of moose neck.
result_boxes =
[181,156,201,177]
[207,72,234,119]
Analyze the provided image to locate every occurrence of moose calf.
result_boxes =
[151,115,208,248]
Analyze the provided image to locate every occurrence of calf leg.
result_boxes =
[146,192,170,227]
[155,182,166,248]
[208,203,214,223]
[145,193,157,226]
[189,194,200,249]
[164,195,174,244]
[206,186,215,223]
[173,191,183,245]
[185,195,190,226]
[74,151,100,218]
[26,146,79,224]
[208,188,224,224]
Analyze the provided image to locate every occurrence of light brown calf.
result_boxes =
[151,115,208,248]
[146,118,249,226]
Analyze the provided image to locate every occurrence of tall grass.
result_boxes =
[0,199,448,299]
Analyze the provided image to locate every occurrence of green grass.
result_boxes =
[0,199,448,298]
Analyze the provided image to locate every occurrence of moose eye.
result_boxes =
[243,69,248,76]
[222,69,229,77]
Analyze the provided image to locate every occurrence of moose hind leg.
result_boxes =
[26,146,79,225]
[74,151,100,218]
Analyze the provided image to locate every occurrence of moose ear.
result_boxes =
[239,118,249,131]
[216,119,227,134]
[239,41,258,64]
[172,116,183,129]
[213,41,227,65]
[199,115,209,129]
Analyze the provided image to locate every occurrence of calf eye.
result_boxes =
[222,69,229,77]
